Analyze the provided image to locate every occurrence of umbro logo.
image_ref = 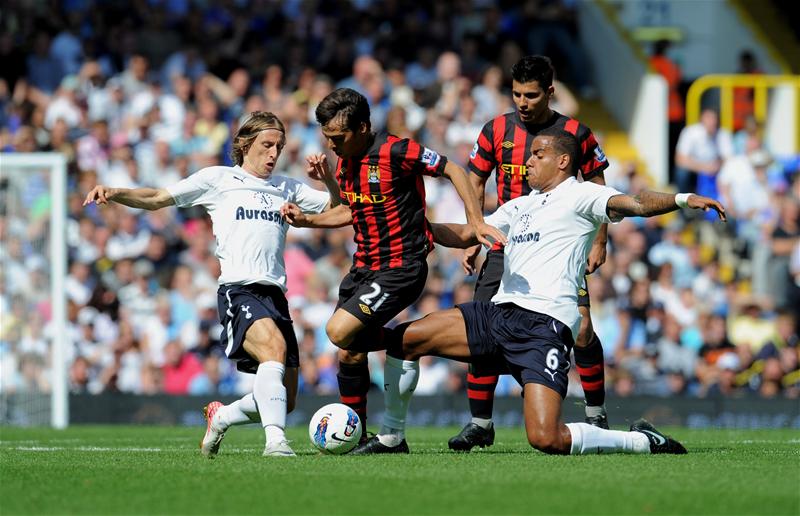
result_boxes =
[359,304,372,315]
[502,140,515,149]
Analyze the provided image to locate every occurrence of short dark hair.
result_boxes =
[315,88,371,131]
[510,55,554,89]
[536,127,579,175]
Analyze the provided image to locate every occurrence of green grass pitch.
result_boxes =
[1,425,798,515]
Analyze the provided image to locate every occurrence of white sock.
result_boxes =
[216,393,259,429]
[566,422,650,455]
[253,361,287,444]
[471,417,493,429]
[377,356,419,447]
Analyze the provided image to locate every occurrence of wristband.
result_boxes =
[675,193,691,209]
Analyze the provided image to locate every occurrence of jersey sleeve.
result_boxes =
[292,181,330,214]
[577,127,609,182]
[573,182,623,224]
[396,138,448,178]
[467,120,497,178]
[166,167,218,208]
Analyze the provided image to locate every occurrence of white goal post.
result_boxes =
[0,153,68,428]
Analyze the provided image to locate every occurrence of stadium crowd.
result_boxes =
[1,0,798,402]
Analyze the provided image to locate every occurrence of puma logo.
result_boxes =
[241,305,252,319]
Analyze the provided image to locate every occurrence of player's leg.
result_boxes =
[242,317,296,456]
[516,318,685,455]
[333,262,428,438]
[522,383,664,455]
[327,269,375,434]
[353,303,492,455]
[573,278,609,428]
[451,250,504,451]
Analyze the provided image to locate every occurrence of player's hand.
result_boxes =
[687,194,727,221]
[586,241,607,274]
[83,185,115,206]
[472,221,507,249]
[306,153,332,182]
[280,202,310,227]
[462,244,481,275]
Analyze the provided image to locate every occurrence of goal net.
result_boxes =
[0,153,68,427]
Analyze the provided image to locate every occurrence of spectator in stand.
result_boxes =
[675,108,733,203]
[733,50,762,132]
[649,39,684,178]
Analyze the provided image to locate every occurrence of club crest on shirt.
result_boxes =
[254,192,273,209]
[519,213,531,233]
[368,165,380,183]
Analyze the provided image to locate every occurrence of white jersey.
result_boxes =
[486,177,622,339]
[166,165,329,290]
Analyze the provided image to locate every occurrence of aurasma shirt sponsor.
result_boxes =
[234,206,284,223]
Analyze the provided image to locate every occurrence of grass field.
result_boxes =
[1,425,798,515]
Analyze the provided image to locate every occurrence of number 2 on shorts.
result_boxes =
[359,282,389,311]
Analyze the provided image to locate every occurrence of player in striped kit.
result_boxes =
[450,56,611,451]
[281,88,504,453]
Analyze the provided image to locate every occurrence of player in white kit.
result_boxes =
[83,112,337,457]
[358,127,726,455]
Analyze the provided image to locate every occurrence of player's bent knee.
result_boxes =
[526,428,566,455]
[325,322,355,349]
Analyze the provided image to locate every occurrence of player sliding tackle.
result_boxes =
[354,127,725,454]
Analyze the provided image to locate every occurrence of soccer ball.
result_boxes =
[308,403,362,455]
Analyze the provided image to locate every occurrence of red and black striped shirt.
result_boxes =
[337,133,447,270]
[468,110,608,206]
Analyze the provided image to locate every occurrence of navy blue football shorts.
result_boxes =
[217,283,299,373]
[457,301,575,398]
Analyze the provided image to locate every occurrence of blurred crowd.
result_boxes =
[1,0,798,403]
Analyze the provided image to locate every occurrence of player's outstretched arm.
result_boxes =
[429,222,482,249]
[281,202,353,228]
[607,191,726,221]
[442,161,507,247]
[82,185,175,210]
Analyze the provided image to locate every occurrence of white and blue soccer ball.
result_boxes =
[308,403,362,455]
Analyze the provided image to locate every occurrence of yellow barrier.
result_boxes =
[686,74,800,150]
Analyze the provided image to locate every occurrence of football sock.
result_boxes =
[337,361,370,427]
[253,361,287,444]
[467,372,498,420]
[378,356,419,447]
[347,326,388,353]
[471,417,493,430]
[216,393,259,428]
[574,332,606,408]
[566,422,650,454]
